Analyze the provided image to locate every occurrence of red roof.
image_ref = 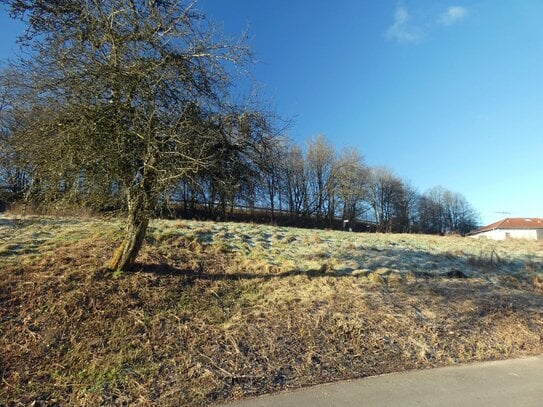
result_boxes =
[473,218,543,234]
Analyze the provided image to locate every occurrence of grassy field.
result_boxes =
[1,215,543,405]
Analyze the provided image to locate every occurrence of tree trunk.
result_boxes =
[107,195,149,271]
[269,192,275,222]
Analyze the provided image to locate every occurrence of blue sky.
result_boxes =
[1,1,542,225]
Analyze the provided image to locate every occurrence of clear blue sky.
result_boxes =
[1,1,542,225]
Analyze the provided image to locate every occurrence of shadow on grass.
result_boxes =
[133,262,346,281]
[133,261,474,282]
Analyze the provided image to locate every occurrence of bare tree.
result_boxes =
[306,135,336,221]
[420,186,447,233]
[442,189,479,234]
[335,147,369,223]
[390,181,418,233]
[283,143,309,218]
[257,136,288,221]
[417,186,478,234]
[365,167,406,232]
[3,0,270,270]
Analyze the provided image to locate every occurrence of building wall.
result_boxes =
[471,228,540,241]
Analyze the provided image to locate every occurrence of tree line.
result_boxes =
[1,115,478,236]
[171,134,478,234]
[0,0,478,271]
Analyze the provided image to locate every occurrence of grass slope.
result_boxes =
[1,215,543,405]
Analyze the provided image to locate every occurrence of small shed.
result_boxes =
[468,218,543,241]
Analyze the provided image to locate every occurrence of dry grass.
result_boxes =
[1,215,543,405]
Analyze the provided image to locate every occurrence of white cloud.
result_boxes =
[386,5,422,43]
[438,6,468,26]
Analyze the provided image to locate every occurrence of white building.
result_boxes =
[469,218,543,241]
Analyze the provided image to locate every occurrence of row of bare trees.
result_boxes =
[171,134,478,234]
[1,123,479,235]
[1,83,480,236]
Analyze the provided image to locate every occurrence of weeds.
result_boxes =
[467,247,503,269]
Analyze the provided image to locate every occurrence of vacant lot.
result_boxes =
[1,215,542,405]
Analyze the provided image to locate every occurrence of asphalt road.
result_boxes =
[221,355,543,407]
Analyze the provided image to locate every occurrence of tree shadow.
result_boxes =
[133,262,352,281]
